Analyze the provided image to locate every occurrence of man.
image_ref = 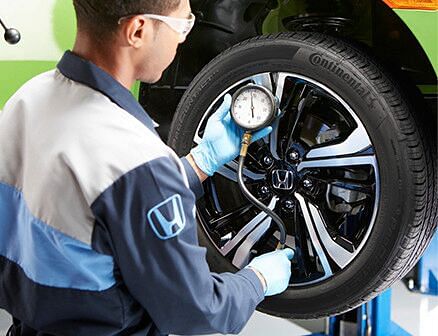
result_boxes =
[0,0,293,334]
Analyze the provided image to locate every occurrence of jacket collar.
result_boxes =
[57,51,159,131]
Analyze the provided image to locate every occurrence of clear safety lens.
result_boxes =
[119,13,196,39]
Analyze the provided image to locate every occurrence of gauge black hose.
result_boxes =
[237,139,287,249]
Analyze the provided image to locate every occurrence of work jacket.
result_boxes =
[0,51,264,335]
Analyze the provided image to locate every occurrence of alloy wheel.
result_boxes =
[194,72,380,286]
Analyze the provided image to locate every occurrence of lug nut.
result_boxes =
[260,185,270,195]
[288,150,300,162]
[303,179,313,189]
[263,155,273,167]
[284,200,294,210]
[259,185,272,199]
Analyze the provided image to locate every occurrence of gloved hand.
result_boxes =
[190,94,273,176]
[246,248,294,296]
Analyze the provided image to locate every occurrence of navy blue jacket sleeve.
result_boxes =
[91,156,264,335]
[180,156,204,200]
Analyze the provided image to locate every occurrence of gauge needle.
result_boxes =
[250,91,255,118]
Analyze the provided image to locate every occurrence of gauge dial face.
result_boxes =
[231,85,275,131]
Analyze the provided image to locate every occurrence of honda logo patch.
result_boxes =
[147,194,186,240]
[272,169,294,190]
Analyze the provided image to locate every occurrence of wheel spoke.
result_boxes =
[210,203,254,230]
[293,207,312,277]
[216,160,265,182]
[287,86,310,147]
[296,192,357,271]
[221,197,278,256]
[295,193,333,277]
[266,73,289,159]
[297,154,377,172]
[251,73,273,91]
[274,72,288,103]
[305,124,372,159]
[307,200,355,268]
[268,119,281,159]
[232,217,272,268]
[204,178,223,213]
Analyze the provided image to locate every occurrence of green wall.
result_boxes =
[0,61,57,108]
[0,59,140,109]
[0,0,140,109]
[0,0,76,109]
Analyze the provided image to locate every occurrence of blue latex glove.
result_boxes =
[246,248,294,296]
[190,94,273,176]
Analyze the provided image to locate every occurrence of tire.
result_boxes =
[168,32,437,318]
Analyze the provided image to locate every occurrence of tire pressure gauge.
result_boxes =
[231,84,277,132]
[230,84,287,250]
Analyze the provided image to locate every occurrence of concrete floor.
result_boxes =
[1,281,437,335]
[392,281,438,335]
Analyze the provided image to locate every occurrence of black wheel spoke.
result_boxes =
[218,198,278,267]
[266,73,289,159]
[285,85,311,151]
[210,203,254,231]
[295,193,334,277]
[216,159,265,183]
[294,203,312,278]
[296,193,355,270]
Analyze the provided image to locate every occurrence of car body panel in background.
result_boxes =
[394,9,438,76]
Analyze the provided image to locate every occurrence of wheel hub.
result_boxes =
[268,161,299,194]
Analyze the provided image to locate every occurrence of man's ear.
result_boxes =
[122,16,152,48]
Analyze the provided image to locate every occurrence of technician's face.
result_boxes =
[140,0,192,83]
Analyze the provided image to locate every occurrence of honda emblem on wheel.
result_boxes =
[272,170,294,190]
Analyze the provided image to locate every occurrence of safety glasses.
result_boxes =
[118,13,196,40]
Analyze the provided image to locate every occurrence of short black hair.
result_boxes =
[73,0,181,38]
